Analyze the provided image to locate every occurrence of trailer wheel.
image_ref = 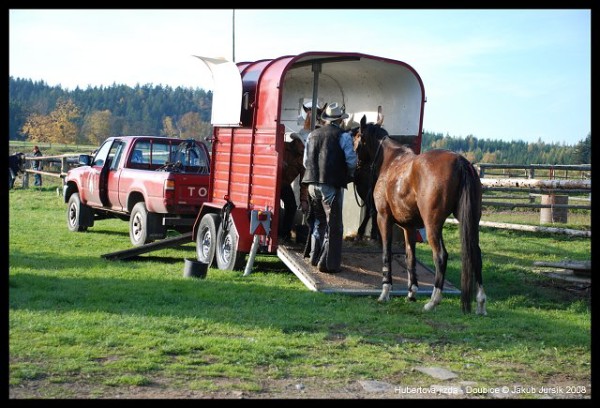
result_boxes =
[196,213,220,267]
[215,220,246,271]
[67,192,94,232]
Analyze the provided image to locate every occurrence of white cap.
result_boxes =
[303,99,322,110]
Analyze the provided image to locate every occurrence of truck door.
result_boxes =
[87,139,124,207]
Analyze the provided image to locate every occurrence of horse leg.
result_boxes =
[474,246,487,315]
[369,198,380,242]
[356,207,369,241]
[377,214,393,303]
[403,228,418,302]
[423,224,447,312]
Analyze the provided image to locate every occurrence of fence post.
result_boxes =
[540,194,568,224]
[527,168,535,179]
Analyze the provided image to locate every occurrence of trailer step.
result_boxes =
[101,232,194,261]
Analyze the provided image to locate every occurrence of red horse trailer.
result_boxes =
[193,52,430,289]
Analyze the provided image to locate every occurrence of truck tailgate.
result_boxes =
[174,174,210,204]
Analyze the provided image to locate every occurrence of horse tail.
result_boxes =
[457,158,483,313]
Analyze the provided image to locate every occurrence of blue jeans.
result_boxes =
[33,167,42,186]
[307,184,344,272]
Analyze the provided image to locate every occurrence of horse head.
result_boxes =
[302,102,328,130]
[357,114,389,164]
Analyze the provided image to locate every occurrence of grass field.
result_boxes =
[8,186,591,399]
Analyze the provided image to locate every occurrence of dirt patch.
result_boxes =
[10,376,591,399]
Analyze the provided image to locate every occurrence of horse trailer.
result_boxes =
[192,51,456,296]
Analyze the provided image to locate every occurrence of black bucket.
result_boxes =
[183,258,208,279]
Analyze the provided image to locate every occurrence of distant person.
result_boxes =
[301,102,357,273]
[32,146,43,187]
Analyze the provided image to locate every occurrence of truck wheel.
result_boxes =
[130,202,154,247]
[67,192,93,232]
[196,213,220,267]
[215,220,246,271]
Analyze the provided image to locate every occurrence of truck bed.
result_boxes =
[277,239,460,296]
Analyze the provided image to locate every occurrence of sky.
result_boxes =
[8,9,591,145]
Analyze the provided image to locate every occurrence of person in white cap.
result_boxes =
[301,102,357,273]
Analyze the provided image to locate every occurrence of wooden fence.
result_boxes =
[472,163,591,237]
[19,154,79,189]
[476,164,591,211]
[477,163,591,180]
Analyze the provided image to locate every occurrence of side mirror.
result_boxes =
[78,154,92,166]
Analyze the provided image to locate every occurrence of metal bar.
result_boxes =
[101,232,193,261]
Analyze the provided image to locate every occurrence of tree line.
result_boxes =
[8,76,590,164]
[9,77,213,147]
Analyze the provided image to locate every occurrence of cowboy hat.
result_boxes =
[320,102,349,121]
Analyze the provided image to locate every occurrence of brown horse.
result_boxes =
[356,115,486,314]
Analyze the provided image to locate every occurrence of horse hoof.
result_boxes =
[406,296,417,302]
[423,302,436,311]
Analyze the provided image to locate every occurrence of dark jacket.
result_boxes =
[302,124,348,188]
[32,149,42,170]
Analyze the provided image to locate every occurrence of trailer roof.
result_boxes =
[198,51,425,138]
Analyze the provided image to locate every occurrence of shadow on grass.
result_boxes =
[9,246,590,351]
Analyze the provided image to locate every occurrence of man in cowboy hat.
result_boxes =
[301,102,357,273]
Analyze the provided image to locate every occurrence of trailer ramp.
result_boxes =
[277,239,460,296]
[101,232,193,261]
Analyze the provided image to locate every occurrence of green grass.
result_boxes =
[9,186,591,398]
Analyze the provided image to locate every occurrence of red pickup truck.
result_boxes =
[63,136,210,247]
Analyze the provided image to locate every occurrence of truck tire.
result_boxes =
[130,202,150,246]
[196,213,220,267]
[67,192,94,232]
[215,220,246,271]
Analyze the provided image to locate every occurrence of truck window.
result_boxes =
[151,142,171,165]
[130,141,151,167]
[93,140,113,167]
[111,142,126,170]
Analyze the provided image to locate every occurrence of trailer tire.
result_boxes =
[215,220,246,271]
[67,192,94,232]
[196,213,220,267]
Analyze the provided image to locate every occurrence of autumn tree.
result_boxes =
[177,112,212,142]
[21,97,81,144]
[82,110,113,145]
[161,116,179,138]
[21,113,54,144]
[49,98,80,144]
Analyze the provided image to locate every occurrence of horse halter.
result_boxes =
[367,126,388,172]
